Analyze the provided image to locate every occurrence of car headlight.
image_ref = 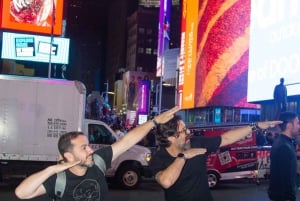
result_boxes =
[145,153,151,162]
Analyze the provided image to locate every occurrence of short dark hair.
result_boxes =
[58,131,85,161]
[278,111,298,131]
[156,115,181,147]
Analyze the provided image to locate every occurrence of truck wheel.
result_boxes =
[116,165,141,190]
[207,171,220,189]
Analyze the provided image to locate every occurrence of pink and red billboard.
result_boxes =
[0,0,64,35]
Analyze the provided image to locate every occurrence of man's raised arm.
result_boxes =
[111,106,180,161]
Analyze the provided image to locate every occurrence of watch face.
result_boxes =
[177,153,184,158]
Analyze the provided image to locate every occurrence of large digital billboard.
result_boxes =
[248,0,300,102]
[179,0,257,109]
[0,0,64,35]
[1,32,70,64]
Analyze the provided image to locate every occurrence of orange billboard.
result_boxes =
[0,0,64,35]
[178,0,198,109]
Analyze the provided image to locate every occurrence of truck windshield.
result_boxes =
[88,124,116,145]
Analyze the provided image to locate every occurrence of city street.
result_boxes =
[2,179,300,201]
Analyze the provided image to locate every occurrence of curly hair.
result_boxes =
[156,115,181,147]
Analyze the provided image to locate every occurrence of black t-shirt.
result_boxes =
[150,136,221,201]
[268,134,297,201]
[43,146,112,201]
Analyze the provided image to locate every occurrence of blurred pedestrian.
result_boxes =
[265,132,274,146]
[268,111,300,201]
[294,135,300,190]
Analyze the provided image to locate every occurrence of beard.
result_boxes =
[83,161,94,168]
[77,155,94,168]
[177,139,191,150]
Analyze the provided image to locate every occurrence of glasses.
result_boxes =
[175,127,192,137]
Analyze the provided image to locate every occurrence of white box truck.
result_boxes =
[0,75,152,189]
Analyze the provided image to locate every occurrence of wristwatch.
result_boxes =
[249,122,260,131]
[177,153,186,161]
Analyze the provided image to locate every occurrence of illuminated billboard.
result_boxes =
[156,0,171,77]
[122,71,155,128]
[179,0,257,109]
[0,0,64,35]
[137,80,151,114]
[1,32,70,64]
[248,0,300,102]
[178,0,198,109]
[137,80,151,125]
[122,71,155,111]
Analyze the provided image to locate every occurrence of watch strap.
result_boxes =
[177,153,186,160]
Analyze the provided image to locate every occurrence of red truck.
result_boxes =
[190,124,271,188]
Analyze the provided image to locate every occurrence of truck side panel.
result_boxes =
[204,128,257,174]
[0,75,86,161]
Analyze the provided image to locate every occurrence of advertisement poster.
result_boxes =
[248,0,300,102]
[1,32,70,64]
[0,0,64,35]
[123,71,155,128]
[179,0,257,109]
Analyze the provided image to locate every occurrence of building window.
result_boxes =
[138,27,145,34]
[146,38,153,44]
[138,40,144,45]
[146,29,152,35]
[145,48,152,54]
[138,47,144,54]
[153,49,157,55]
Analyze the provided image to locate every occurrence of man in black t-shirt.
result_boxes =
[150,115,281,201]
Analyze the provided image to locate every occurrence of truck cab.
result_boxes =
[83,119,152,189]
